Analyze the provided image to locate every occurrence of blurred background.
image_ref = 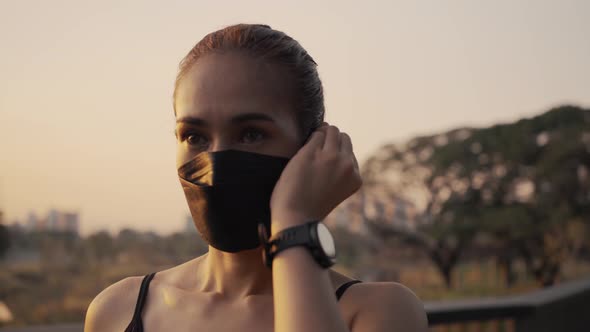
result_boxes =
[1,0,589,331]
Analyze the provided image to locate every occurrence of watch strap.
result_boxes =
[258,221,335,268]
[269,222,315,258]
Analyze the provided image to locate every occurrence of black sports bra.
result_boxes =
[124,272,362,332]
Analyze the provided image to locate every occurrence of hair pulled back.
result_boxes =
[173,24,325,139]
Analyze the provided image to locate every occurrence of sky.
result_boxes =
[1,0,589,236]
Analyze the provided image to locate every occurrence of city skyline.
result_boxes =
[7,208,80,234]
[4,208,188,236]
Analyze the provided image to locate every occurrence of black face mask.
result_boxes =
[178,149,290,253]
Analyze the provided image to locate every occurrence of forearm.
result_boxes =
[272,243,349,332]
[268,123,360,332]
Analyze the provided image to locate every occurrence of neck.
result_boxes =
[197,246,273,298]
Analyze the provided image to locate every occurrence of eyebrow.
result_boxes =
[175,112,276,126]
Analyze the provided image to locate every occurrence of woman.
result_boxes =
[85,24,428,332]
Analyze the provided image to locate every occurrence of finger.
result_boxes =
[303,125,328,144]
[316,124,329,133]
[352,153,360,172]
[323,125,341,151]
[340,132,358,170]
[340,132,353,154]
[340,133,359,171]
[301,129,326,153]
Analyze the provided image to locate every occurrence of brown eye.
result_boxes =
[241,128,266,144]
[186,134,208,147]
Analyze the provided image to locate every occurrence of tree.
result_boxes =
[359,136,479,288]
[85,231,115,263]
[0,224,10,259]
[359,105,590,287]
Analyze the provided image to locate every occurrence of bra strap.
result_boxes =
[132,273,156,320]
[335,280,362,301]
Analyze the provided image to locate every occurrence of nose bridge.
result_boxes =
[209,133,231,153]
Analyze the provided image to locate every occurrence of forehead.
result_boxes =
[175,52,297,120]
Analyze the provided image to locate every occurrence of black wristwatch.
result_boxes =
[258,221,336,268]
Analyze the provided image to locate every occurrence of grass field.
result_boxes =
[1,254,589,328]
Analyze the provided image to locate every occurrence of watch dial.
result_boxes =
[317,223,336,257]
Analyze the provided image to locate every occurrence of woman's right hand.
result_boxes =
[269,123,362,234]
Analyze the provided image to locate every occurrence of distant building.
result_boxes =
[60,212,80,233]
[26,210,39,230]
[325,187,420,234]
[47,209,60,230]
[23,209,79,234]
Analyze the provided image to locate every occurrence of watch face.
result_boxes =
[317,223,336,258]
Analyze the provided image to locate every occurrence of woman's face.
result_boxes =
[174,52,302,169]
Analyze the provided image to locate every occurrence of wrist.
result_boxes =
[264,220,337,269]
[271,210,313,236]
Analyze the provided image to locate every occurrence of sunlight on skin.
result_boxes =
[162,288,177,308]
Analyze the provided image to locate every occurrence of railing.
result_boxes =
[425,277,590,331]
[2,277,589,332]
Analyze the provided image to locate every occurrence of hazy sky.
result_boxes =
[1,0,589,235]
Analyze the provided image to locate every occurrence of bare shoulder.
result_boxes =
[345,281,429,332]
[84,276,144,332]
[84,258,202,332]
